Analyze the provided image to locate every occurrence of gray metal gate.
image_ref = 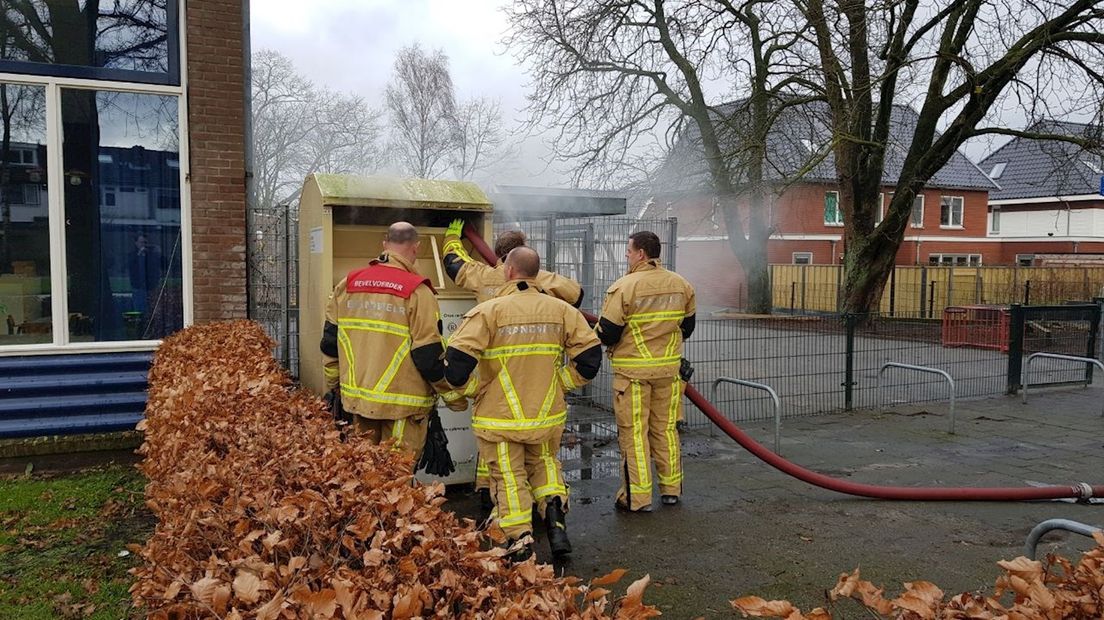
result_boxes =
[247,203,300,377]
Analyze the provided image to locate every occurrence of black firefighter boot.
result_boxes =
[544,497,572,557]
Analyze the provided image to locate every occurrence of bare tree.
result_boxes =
[451,96,509,182]
[505,0,816,313]
[385,44,458,179]
[251,49,383,210]
[799,0,1104,313]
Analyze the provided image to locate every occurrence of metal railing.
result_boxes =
[1022,353,1104,416]
[711,377,782,454]
[1024,518,1102,559]
[877,362,957,433]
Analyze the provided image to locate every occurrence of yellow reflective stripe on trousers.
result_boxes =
[611,355,681,369]
[472,411,567,431]
[533,440,567,500]
[340,384,435,408]
[630,381,652,493]
[659,378,683,487]
[497,442,529,528]
[626,310,686,323]
[484,344,563,359]
[497,366,526,420]
[389,418,407,452]
[476,457,490,477]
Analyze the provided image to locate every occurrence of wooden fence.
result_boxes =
[771,264,1104,315]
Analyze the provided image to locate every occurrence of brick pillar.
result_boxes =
[186,0,248,321]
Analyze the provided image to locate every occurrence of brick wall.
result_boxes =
[186,0,248,321]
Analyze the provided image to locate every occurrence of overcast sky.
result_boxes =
[250,0,566,185]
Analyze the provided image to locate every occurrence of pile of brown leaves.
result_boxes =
[733,531,1104,619]
[130,320,658,619]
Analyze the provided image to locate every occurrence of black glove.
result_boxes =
[417,411,456,477]
[324,388,354,437]
[679,357,695,382]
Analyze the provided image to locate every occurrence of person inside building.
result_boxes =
[440,217,585,511]
[596,230,696,512]
[443,246,602,561]
[320,222,467,465]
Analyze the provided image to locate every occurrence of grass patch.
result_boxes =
[0,465,150,619]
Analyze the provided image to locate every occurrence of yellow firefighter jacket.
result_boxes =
[596,259,697,380]
[321,252,460,420]
[442,232,584,306]
[444,279,603,444]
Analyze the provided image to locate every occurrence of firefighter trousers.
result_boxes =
[475,456,491,491]
[613,375,684,511]
[477,429,568,539]
[350,413,429,465]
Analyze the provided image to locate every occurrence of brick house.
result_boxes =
[978,120,1104,265]
[0,1,248,437]
[640,101,997,308]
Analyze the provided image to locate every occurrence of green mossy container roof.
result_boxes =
[310,173,492,211]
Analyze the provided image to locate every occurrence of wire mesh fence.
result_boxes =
[247,204,300,377]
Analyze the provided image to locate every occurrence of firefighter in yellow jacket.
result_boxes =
[597,231,696,512]
[321,222,466,464]
[444,247,602,560]
[441,218,584,508]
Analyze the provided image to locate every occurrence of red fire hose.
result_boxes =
[462,223,1101,501]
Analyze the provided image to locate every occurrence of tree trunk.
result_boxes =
[840,235,897,315]
[742,232,772,313]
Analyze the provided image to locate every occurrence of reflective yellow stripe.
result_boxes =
[323,366,339,379]
[389,418,407,452]
[630,381,651,494]
[630,483,653,494]
[337,330,357,384]
[664,332,679,358]
[472,411,567,431]
[442,239,472,262]
[626,310,686,323]
[533,440,564,500]
[463,377,481,397]
[373,338,411,391]
[337,318,410,337]
[497,443,529,529]
[662,378,682,487]
[557,365,577,391]
[536,379,558,420]
[340,384,435,408]
[629,321,652,359]
[497,366,526,420]
[484,344,564,359]
[476,457,490,476]
[611,355,681,369]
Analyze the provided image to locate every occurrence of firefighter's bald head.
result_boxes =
[383,222,420,262]
[504,246,540,280]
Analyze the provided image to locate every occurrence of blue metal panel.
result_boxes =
[0,351,153,438]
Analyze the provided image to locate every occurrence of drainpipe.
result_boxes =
[242,0,255,315]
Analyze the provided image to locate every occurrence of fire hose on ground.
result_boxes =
[461,222,1102,502]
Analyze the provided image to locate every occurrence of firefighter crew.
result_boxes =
[440,218,584,508]
[320,222,467,464]
[444,246,602,560]
[596,231,696,512]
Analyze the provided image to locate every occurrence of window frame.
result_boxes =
[824,190,843,226]
[940,195,964,228]
[989,207,1001,234]
[792,252,813,265]
[0,0,191,354]
[928,253,982,267]
[910,194,925,228]
[0,2,181,87]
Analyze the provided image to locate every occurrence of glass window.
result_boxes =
[911,195,924,228]
[0,1,179,85]
[875,192,884,224]
[792,252,813,265]
[0,82,50,346]
[824,191,843,225]
[62,89,181,342]
[940,195,964,227]
[990,208,1000,234]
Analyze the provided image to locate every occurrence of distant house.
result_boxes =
[978,120,1104,265]
[640,101,997,308]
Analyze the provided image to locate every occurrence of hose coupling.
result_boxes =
[1075,482,1093,501]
